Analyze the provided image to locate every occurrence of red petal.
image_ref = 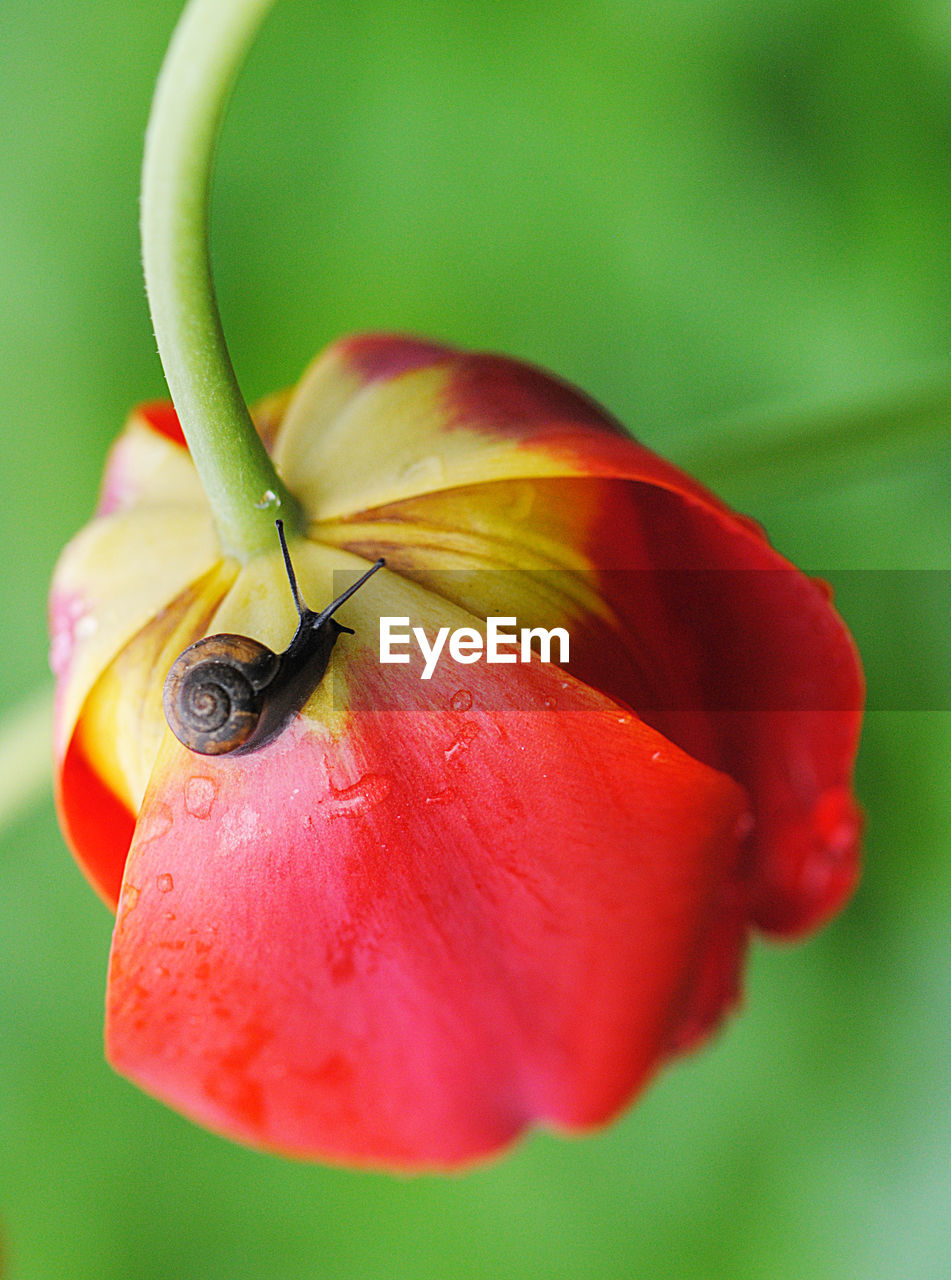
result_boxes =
[56,735,135,908]
[277,334,748,524]
[138,401,187,448]
[333,333,458,383]
[574,479,864,937]
[106,652,747,1170]
[321,470,863,940]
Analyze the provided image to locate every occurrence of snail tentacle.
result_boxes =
[162,522,385,757]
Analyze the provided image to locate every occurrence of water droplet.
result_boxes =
[253,488,280,510]
[48,633,71,678]
[49,594,89,676]
[813,787,860,864]
[650,750,662,762]
[139,803,173,844]
[425,786,457,805]
[184,776,216,819]
[449,689,473,713]
[399,455,445,487]
[156,873,174,894]
[163,911,176,922]
[327,773,392,817]
[445,721,480,762]
[220,805,264,852]
[542,696,556,709]
[119,884,140,919]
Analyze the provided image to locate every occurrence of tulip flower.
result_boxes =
[49,0,863,1169]
[50,332,863,1167]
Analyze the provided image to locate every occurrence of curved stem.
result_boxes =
[142,0,300,560]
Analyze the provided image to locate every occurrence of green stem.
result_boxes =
[141,0,300,560]
[680,371,951,502]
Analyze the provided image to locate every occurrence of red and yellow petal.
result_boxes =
[56,539,380,906]
[51,397,293,903]
[50,510,220,761]
[106,602,749,1168]
[313,464,863,937]
[274,335,742,525]
[50,332,864,1167]
[95,404,202,516]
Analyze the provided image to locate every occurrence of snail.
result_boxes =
[163,520,385,756]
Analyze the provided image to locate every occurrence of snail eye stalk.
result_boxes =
[275,518,307,619]
[163,523,386,756]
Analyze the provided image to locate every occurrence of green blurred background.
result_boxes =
[1,0,950,1276]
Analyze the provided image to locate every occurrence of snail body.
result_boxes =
[163,523,384,757]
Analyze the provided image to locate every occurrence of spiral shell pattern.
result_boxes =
[163,634,280,755]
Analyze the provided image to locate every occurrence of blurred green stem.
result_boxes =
[141,0,300,560]
[683,373,951,500]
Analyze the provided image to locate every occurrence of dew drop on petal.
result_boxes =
[184,776,217,820]
[219,806,266,854]
[156,873,174,894]
[449,689,473,712]
[49,593,92,677]
[327,773,392,818]
[48,632,71,679]
[139,803,173,844]
[399,455,445,487]
[813,786,861,865]
[445,721,480,763]
[794,786,862,913]
[425,786,457,805]
[119,884,140,921]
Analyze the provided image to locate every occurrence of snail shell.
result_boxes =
[163,633,281,756]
